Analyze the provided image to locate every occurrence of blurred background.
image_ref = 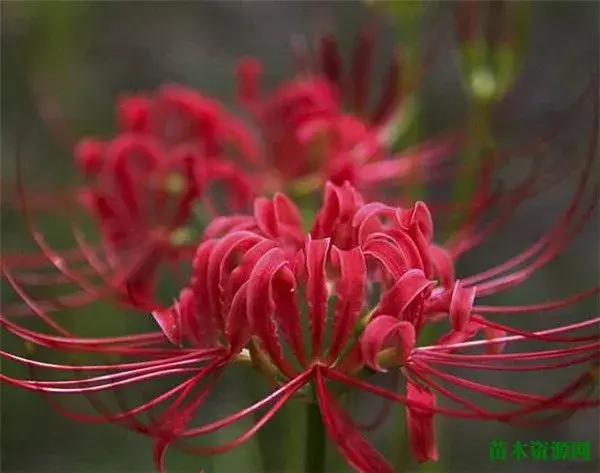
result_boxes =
[1,1,599,472]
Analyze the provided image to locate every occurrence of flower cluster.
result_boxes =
[75,85,259,305]
[1,18,599,473]
[3,25,462,314]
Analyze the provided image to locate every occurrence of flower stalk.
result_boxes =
[305,397,327,473]
[449,0,531,234]
[447,100,494,234]
[388,5,424,203]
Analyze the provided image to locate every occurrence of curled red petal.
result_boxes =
[206,231,263,325]
[312,181,364,243]
[379,228,425,270]
[190,239,222,345]
[362,237,409,279]
[305,237,331,358]
[176,287,204,347]
[117,94,150,132]
[374,269,435,320]
[398,201,434,242]
[75,139,105,176]
[395,203,435,275]
[435,322,481,352]
[225,281,251,353]
[351,202,394,243]
[273,193,304,237]
[254,197,279,238]
[271,275,307,366]
[247,247,296,376]
[361,315,415,372]
[225,239,279,302]
[151,306,181,346]
[329,246,367,361]
[449,280,476,332]
[253,193,304,243]
[203,215,257,239]
[429,244,455,289]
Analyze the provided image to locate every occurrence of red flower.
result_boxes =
[3,27,464,317]
[4,172,597,473]
[76,85,259,306]
[237,25,464,192]
[2,84,258,314]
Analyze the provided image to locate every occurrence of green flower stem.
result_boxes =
[31,1,88,72]
[447,101,493,236]
[401,40,424,202]
[247,376,276,473]
[305,399,326,473]
[244,344,305,473]
[382,1,427,202]
[448,2,531,237]
[283,400,307,473]
[252,398,306,473]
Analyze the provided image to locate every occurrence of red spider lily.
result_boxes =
[3,164,598,472]
[5,18,592,328]
[2,26,464,317]
[1,83,259,315]
[73,84,259,306]
[237,25,465,193]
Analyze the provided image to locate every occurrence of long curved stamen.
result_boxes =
[416,317,600,353]
[474,285,600,314]
[468,182,598,295]
[179,369,313,437]
[470,315,599,343]
[448,78,598,258]
[460,87,598,291]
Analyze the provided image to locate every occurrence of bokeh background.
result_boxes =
[1,1,599,472]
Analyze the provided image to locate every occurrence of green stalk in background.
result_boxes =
[448,1,531,235]
[366,0,424,201]
[29,1,90,136]
[284,400,308,473]
[247,379,307,473]
[447,100,494,235]
[386,1,426,203]
[397,39,424,203]
[30,1,88,72]
[305,398,326,473]
[245,370,281,473]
